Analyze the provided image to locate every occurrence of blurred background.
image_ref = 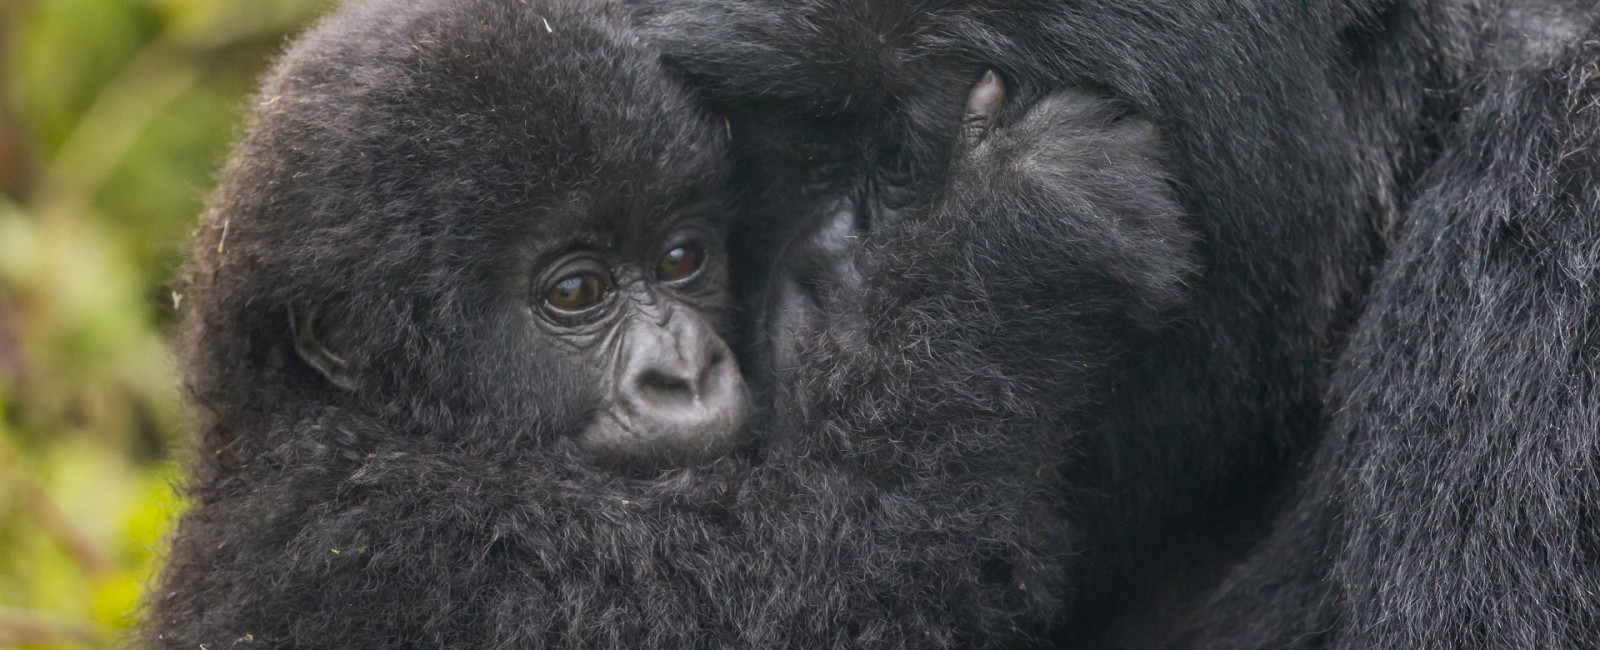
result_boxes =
[0,1,330,646]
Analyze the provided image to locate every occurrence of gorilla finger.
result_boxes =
[961,69,1006,147]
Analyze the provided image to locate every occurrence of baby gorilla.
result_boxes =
[204,0,743,470]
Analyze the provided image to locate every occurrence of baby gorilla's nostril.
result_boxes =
[699,346,729,387]
[634,366,697,402]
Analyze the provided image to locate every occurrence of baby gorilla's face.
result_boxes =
[522,198,748,469]
[260,0,749,472]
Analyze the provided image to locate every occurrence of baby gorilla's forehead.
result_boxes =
[528,187,726,248]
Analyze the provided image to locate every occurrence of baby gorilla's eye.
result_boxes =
[545,273,608,312]
[657,243,706,282]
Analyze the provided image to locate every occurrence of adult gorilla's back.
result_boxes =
[632,0,1600,646]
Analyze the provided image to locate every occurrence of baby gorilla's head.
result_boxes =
[185,0,745,469]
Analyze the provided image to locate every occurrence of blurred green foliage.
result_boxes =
[0,1,330,646]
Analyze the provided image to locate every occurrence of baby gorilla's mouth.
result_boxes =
[580,380,750,470]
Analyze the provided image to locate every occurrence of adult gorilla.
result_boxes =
[630,0,1600,647]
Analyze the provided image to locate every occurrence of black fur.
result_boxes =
[147,0,1173,646]
[148,0,1600,646]
[629,0,1600,646]
[1200,19,1600,649]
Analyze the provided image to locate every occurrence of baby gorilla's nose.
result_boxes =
[633,345,725,408]
[628,328,743,432]
[580,311,749,468]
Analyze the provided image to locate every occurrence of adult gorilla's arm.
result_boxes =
[1201,18,1600,649]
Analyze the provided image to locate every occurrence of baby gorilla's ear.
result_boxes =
[290,305,359,392]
